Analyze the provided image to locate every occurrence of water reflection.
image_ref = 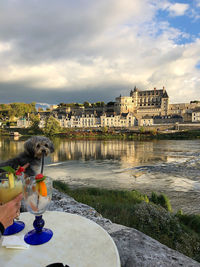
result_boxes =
[1,137,200,212]
[0,137,25,161]
[0,137,198,170]
[51,138,169,167]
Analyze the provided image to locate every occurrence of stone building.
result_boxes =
[168,102,200,122]
[114,86,169,118]
[192,108,200,122]
[56,113,137,128]
[100,113,137,128]
[138,116,154,126]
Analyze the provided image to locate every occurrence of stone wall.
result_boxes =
[49,189,200,267]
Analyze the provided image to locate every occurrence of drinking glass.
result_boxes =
[23,175,53,245]
[0,172,25,235]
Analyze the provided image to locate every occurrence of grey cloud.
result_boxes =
[0,0,199,105]
[0,81,134,104]
[0,0,135,64]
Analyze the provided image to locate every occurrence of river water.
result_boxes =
[1,136,200,214]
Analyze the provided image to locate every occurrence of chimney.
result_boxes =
[154,87,156,94]
[163,86,165,92]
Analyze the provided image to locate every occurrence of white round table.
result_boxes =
[0,211,121,267]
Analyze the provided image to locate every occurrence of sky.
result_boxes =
[0,0,200,105]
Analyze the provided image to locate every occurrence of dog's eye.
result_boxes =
[36,144,40,148]
[45,144,49,148]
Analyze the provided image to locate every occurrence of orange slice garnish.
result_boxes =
[38,181,47,197]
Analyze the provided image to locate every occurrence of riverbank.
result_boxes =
[2,126,200,140]
[53,180,200,263]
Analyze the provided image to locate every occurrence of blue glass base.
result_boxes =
[3,221,25,236]
[24,228,53,245]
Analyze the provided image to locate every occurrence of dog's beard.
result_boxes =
[34,147,50,159]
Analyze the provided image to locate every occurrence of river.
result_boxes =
[1,136,200,214]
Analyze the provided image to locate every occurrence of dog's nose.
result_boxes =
[42,149,46,153]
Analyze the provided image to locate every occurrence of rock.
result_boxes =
[49,189,200,267]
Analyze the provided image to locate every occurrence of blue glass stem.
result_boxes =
[34,215,44,233]
[24,215,53,245]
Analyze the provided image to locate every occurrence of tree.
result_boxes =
[43,116,62,136]
[83,101,90,108]
[107,102,114,106]
[75,103,81,107]
[95,102,101,107]
[29,114,41,133]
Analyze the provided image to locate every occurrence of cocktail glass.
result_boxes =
[23,175,53,245]
[0,172,25,235]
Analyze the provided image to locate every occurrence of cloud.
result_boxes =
[0,0,199,104]
[189,0,200,20]
[168,3,189,16]
[0,41,12,53]
[160,2,189,17]
[195,0,200,7]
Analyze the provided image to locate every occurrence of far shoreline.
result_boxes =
[1,127,200,141]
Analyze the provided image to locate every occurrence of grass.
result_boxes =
[53,180,200,262]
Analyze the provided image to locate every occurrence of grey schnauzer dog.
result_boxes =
[0,136,54,176]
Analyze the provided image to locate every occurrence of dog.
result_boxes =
[0,136,54,176]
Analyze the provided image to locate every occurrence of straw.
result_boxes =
[41,152,45,174]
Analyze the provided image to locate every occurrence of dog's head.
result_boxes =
[24,136,54,159]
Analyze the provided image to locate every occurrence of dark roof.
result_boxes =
[163,91,168,98]
[142,115,153,119]
[192,107,200,112]
[136,89,169,98]
[121,113,129,117]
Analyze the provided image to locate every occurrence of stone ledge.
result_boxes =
[49,189,200,267]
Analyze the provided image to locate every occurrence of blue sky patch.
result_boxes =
[196,62,200,69]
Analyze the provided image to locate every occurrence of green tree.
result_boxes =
[43,116,62,136]
[6,102,36,119]
[83,101,90,108]
[95,101,101,107]
[107,102,114,106]
[29,114,41,133]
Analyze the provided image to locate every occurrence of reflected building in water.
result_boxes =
[51,139,168,166]
[0,137,24,162]
[0,137,168,167]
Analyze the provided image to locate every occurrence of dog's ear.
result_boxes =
[24,138,35,157]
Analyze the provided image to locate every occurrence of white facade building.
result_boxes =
[100,113,136,128]
[17,118,30,128]
[138,116,154,126]
[56,113,136,128]
[192,109,200,122]
[17,113,137,129]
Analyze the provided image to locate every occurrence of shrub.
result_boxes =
[150,192,172,212]
[178,214,200,234]
[150,192,158,204]
[158,194,172,212]
[53,180,70,193]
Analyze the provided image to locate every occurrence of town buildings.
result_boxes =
[14,86,200,129]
